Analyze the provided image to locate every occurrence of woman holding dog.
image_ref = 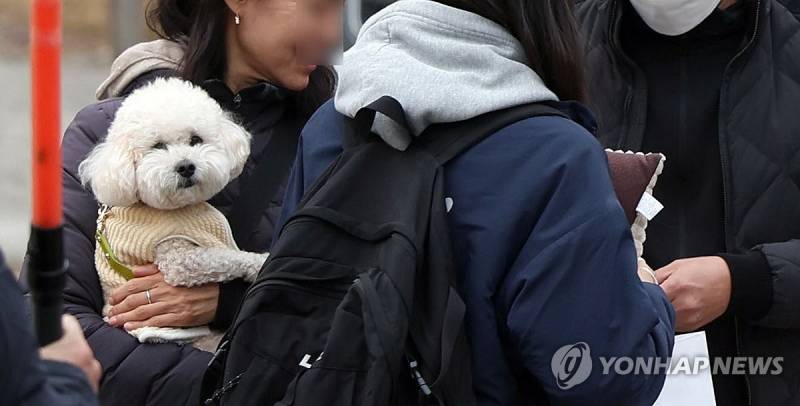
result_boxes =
[20,0,342,404]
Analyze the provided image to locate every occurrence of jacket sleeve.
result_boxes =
[21,101,212,406]
[24,361,100,406]
[275,102,345,240]
[274,136,307,243]
[0,250,98,406]
[496,126,675,405]
[719,236,800,329]
[750,239,800,329]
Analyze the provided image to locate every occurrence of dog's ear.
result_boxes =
[219,116,251,178]
[78,136,138,207]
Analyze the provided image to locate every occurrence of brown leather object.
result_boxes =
[606,150,666,225]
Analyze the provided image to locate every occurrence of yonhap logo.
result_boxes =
[550,340,782,391]
[551,342,593,390]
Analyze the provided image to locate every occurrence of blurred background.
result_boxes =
[0,0,151,274]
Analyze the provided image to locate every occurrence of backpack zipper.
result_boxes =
[407,357,433,397]
[229,272,355,335]
[203,371,244,405]
[250,279,348,299]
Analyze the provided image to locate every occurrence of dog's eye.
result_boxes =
[152,142,167,150]
[190,134,203,146]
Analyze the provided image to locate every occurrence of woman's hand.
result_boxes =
[107,265,219,331]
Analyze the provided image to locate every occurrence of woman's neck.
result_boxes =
[223,69,258,94]
[223,47,261,94]
[223,25,274,94]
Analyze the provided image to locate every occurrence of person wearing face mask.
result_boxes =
[576,0,800,405]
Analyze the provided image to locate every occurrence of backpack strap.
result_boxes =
[417,102,569,165]
[229,110,303,247]
[342,95,570,165]
[342,96,410,149]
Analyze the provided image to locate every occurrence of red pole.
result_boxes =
[31,0,62,227]
[28,0,65,347]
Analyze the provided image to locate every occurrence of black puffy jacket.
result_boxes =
[21,71,307,405]
[576,0,800,404]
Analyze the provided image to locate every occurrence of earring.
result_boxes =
[235,13,241,25]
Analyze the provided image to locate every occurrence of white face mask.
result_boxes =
[629,0,721,36]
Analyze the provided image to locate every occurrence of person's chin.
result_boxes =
[282,69,314,91]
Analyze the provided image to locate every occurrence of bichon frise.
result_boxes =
[79,77,268,351]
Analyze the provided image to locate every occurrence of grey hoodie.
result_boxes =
[334,0,558,151]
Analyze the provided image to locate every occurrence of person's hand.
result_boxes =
[655,256,732,332]
[107,265,220,331]
[40,315,102,393]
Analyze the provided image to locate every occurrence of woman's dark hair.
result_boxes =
[435,0,587,102]
[145,0,336,119]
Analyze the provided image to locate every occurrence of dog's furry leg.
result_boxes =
[154,237,269,287]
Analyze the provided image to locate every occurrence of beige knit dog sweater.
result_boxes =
[96,202,238,311]
[93,201,267,351]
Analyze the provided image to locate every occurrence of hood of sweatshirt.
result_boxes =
[96,39,184,100]
[334,0,559,150]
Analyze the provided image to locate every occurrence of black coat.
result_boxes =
[0,249,98,406]
[576,0,800,404]
[20,72,307,405]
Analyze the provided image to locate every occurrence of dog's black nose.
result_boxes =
[176,161,196,178]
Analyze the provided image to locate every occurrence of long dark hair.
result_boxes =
[435,0,587,103]
[145,0,336,119]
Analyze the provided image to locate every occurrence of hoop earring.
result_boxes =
[235,13,241,25]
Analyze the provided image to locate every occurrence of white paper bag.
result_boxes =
[654,331,717,406]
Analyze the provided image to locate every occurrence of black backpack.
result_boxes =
[200,97,566,406]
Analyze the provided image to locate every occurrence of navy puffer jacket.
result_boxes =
[278,100,676,406]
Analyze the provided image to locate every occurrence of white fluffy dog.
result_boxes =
[79,77,267,351]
